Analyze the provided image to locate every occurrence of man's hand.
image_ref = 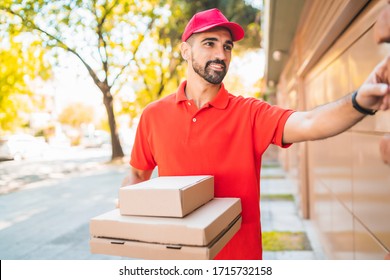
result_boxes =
[374,1,390,44]
[380,134,390,165]
[118,167,153,208]
[364,2,390,111]
[121,167,153,187]
[357,56,390,112]
[283,56,390,144]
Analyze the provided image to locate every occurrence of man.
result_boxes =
[122,8,390,259]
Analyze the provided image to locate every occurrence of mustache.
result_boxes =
[206,59,226,69]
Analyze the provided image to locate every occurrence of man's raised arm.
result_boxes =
[283,56,390,144]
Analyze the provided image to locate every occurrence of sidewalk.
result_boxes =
[0,146,113,195]
[0,144,326,260]
[260,159,326,260]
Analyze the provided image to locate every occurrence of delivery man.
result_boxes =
[122,8,390,259]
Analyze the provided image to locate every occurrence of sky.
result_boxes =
[41,53,103,113]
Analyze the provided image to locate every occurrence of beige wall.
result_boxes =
[277,0,390,259]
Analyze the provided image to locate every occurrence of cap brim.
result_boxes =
[192,22,245,42]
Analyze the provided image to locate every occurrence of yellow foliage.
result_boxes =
[0,38,51,133]
[58,102,95,128]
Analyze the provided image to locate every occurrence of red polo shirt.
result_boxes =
[130,81,294,260]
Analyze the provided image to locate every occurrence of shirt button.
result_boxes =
[192,118,197,123]
[187,102,191,106]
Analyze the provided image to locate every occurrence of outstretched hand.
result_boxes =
[358,57,390,112]
[362,1,390,112]
[374,1,390,44]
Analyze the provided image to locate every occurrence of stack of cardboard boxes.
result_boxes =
[89,175,242,259]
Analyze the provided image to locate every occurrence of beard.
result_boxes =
[192,59,227,85]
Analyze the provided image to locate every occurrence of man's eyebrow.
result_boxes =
[201,37,218,43]
[201,37,234,47]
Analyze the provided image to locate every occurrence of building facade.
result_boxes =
[264,0,390,259]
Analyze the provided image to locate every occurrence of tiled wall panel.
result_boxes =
[352,133,390,252]
[280,0,390,259]
[354,221,388,260]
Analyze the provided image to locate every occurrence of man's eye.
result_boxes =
[205,42,214,46]
[224,45,233,51]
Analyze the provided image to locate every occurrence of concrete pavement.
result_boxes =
[260,161,326,260]
[0,162,130,260]
[0,146,114,195]
[0,146,326,260]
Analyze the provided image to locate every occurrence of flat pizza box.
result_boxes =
[90,198,241,259]
[119,175,214,217]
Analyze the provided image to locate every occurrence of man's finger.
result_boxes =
[374,6,390,43]
[373,56,390,84]
[386,55,390,84]
[361,83,389,97]
[379,93,390,110]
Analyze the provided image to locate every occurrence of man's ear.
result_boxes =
[180,42,190,61]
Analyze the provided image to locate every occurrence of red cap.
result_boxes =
[182,8,245,42]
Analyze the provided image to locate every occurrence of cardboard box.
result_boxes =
[119,175,214,217]
[90,198,241,259]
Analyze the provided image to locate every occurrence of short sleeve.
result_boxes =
[271,109,295,147]
[130,109,157,170]
[250,100,295,156]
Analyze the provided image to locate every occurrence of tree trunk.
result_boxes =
[103,91,124,161]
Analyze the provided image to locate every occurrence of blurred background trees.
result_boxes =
[0,0,261,160]
[0,33,51,133]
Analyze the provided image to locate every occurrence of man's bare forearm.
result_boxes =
[283,92,366,144]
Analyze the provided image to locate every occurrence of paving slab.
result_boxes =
[260,164,326,260]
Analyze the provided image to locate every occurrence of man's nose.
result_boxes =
[214,46,227,61]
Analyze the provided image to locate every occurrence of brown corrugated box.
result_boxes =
[119,175,214,217]
[90,198,241,260]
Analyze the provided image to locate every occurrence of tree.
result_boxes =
[0,36,51,134]
[119,0,261,118]
[58,102,95,128]
[0,0,260,159]
[117,0,187,120]
[0,0,166,160]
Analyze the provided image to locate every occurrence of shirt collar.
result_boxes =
[175,80,229,109]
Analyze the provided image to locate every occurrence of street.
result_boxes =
[0,146,132,259]
[0,145,325,261]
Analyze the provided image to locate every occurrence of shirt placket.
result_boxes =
[184,100,209,144]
